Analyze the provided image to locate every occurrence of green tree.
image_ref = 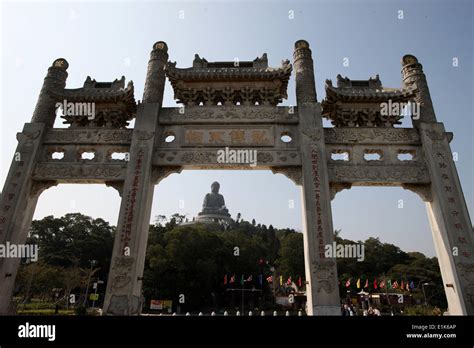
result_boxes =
[277,232,304,278]
[28,213,114,281]
[144,224,228,310]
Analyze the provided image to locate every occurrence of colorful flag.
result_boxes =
[401,280,405,290]
[280,275,283,286]
[373,279,378,289]
[246,275,253,282]
[393,281,399,289]
[287,277,292,285]
[406,282,410,291]
[364,279,369,288]
[410,281,415,289]
[380,280,385,289]
[345,279,351,288]
[230,275,235,284]
[387,280,392,289]
[259,274,263,286]
[356,278,361,289]
[266,275,273,283]
[224,274,228,285]
[298,276,302,287]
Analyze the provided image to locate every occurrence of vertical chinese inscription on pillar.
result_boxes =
[119,148,145,252]
[310,148,326,259]
[434,149,472,260]
[428,133,474,309]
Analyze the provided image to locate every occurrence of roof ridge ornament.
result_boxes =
[335,74,382,89]
[82,75,128,90]
[193,54,208,68]
[253,53,268,69]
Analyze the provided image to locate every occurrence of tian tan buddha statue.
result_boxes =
[196,181,231,223]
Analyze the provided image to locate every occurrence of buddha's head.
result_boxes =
[211,181,220,193]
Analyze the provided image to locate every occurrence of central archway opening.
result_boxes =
[144,170,306,315]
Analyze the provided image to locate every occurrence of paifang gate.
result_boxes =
[0,40,473,315]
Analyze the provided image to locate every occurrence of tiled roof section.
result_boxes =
[50,76,136,106]
[50,76,137,128]
[165,54,292,106]
[324,74,416,102]
[322,75,418,128]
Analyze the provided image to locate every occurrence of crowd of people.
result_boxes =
[341,303,381,316]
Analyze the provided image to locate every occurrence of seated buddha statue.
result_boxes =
[198,182,231,218]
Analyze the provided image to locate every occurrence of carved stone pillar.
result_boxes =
[103,42,168,315]
[294,40,317,104]
[142,41,169,104]
[0,123,55,314]
[420,122,474,315]
[294,40,340,315]
[31,58,69,128]
[401,55,437,125]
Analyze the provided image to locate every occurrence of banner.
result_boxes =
[150,300,172,310]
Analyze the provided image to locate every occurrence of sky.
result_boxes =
[0,0,473,257]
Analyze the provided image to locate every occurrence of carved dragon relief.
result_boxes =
[328,164,430,184]
[159,106,298,124]
[177,151,276,165]
[33,163,127,180]
[44,129,133,144]
[324,127,421,144]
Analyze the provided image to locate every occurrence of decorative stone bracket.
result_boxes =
[402,183,433,202]
[30,180,58,198]
[329,182,352,200]
[270,166,302,186]
[151,166,183,185]
[105,181,125,197]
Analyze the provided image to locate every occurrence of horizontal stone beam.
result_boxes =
[157,124,300,150]
[43,129,133,145]
[324,127,421,145]
[328,163,431,185]
[158,106,298,124]
[32,163,127,182]
[153,148,301,167]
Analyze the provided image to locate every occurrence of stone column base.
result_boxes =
[311,305,341,316]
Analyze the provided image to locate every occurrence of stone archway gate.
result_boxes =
[0,40,472,315]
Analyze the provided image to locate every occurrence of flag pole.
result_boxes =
[383,273,393,315]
